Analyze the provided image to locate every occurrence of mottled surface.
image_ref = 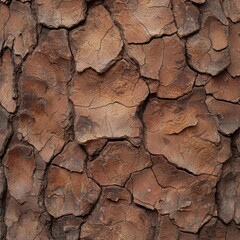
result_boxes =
[0,0,240,239]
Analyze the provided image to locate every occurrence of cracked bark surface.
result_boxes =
[0,0,240,239]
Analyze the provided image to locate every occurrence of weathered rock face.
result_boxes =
[70,60,148,143]
[105,0,176,43]
[45,165,100,218]
[127,155,216,232]
[69,5,123,73]
[127,35,196,98]
[228,23,240,77]
[0,50,16,113]
[1,0,240,239]
[143,89,231,175]
[172,0,200,37]
[187,17,230,76]
[80,186,157,240]
[35,0,86,28]
[88,141,151,186]
[18,29,72,162]
[206,97,240,135]
[0,1,37,59]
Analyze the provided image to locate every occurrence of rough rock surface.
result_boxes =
[18,29,72,162]
[186,17,230,76]
[0,1,37,59]
[143,89,231,175]
[105,0,176,43]
[88,141,151,186]
[45,165,100,218]
[69,5,123,73]
[70,60,148,143]
[127,35,196,98]
[0,50,16,113]
[35,0,86,28]
[228,23,240,77]
[1,0,240,239]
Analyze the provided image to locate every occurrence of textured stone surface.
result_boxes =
[105,0,176,43]
[205,71,240,103]
[223,0,240,23]
[52,216,83,240]
[127,155,216,232]
[187,17,229,76]
[18,29,72,162]
[127,35,196,98]
[206,97,240,135]
[2,1,37,58]
[88,141,151,186]
[1,0,240,238]
[228,23,240,77]
[35,0,86,28]
[172,0,200,37]
[0,50,16,113]
[0,106,11,155]
[80,186,157,239]
[52,141,86,173]
[45,165,100,218]
[143,89,231,175]
[70,60,148,143]
[69,5,123,73]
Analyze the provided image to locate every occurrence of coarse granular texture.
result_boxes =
[0,0,240,239]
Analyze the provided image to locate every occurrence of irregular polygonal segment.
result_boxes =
[105,0,176,43]
[80,186,157,240]
[70,60,149,143]
[223,0,240,23]
[52,141,87,173]
[186,17,229,76]
[88,141,151,186]
[127,35,196,98]
[69,5,123,73]
[206,97,240,136]
[18,29,72,162]
[127,155,216,233]
[0,50,16,113]
[228,23,240,77]
[45,165,100,218]
[3,1,37,58]
[143,89,231,175]
[205,71,240,103]
[172,0,200,37]
[35,0,87,28]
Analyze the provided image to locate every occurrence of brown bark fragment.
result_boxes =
[205,71,240,103]
[18,29,72,162]
[206,96,240,135]
[187,17,229,76]
[80,186,157,240]
[127,155,216,233]
[88,141,151,186]
[69,5,123,73]
[105,0,176,43]
[52,216,83,240]
[3,1,37,58]
[172,0,200,37]
[143,89,231,175]
[70,60,148,143]
[35,0,86,28]
[45,165,100,218]
[0,50,16,113]
[223,0,240,23]
[127,35,196,98]
[52,141,87,173]
[228,22,240,77]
